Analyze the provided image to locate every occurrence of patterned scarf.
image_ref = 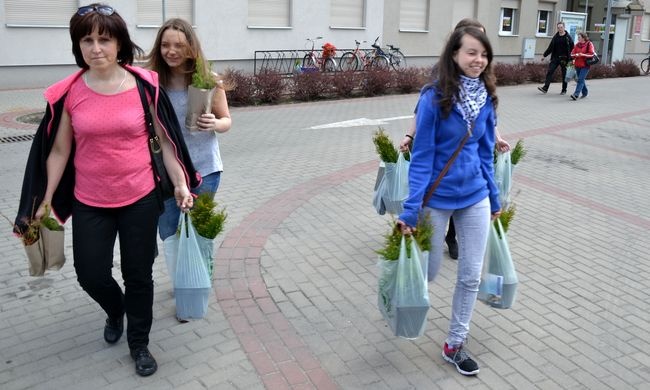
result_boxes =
[454,75,488,134]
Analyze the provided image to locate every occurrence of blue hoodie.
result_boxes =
[399,86,500,228]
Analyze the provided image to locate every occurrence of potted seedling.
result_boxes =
[3,202,65,276]
[186,55,217,130]
[189,193,227,278]
[372,127,409,215]
[377,217,433,339]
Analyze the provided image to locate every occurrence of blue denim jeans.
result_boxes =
[424,197,491,347]
[573,67,590,98]
[158,171,221,240]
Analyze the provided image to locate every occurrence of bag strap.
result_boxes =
[136,79,163,154]
[136,79,156,138]
[421,123,473,207]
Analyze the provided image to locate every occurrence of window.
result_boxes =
[331,0,365,29]
[537,11,550,35]
[248,0,291,28]
[643,14,650,40]
[499,1,520,35]
[137,0,194,27]
[400,0,429,32]
[4,0,76,27]
[537,2,555,36]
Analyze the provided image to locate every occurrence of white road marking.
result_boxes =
[308,115,413,129]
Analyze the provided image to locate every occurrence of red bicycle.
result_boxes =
[339,37,389,71]
[302,36,337,72]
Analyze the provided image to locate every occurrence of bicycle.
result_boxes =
[339,37,390,71]
[370,36,407,71]
[302,36,337,72]
[385,44,407,71]
[641,49,650,75]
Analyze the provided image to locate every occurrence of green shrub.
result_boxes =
[373,127,399,163]
[191,55,217,90]
[510,139,527,165]
[190,193,227,239]
[376,215,433,261]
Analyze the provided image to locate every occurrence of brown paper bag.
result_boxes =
[25,236,45,276]
[185,85,216,130]
[24,226,65,276]
[41,226,65,271]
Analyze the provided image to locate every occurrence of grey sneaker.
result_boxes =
[443,343,479,376]
[537,86,548,94]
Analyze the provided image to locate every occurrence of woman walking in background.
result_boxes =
[145,18,231,320]
[570,32,595,100]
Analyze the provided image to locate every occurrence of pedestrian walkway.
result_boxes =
[1,76,649,389]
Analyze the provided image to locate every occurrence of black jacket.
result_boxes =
[543,32,574,61]
[14,66,200,235]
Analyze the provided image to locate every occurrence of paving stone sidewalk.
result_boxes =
[1,76,649,389]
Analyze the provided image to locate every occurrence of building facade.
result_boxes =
[1,0,648,89]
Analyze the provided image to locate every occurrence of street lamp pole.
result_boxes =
[602,0,613,64]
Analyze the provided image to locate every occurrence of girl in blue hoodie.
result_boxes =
[397,26,501,376]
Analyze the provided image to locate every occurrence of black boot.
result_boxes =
[103,315,124,344]
[131,347,158,376]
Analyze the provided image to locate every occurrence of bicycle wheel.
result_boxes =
[641,57,650,75]
[371,55,389,70]
[303,54,316,69]
[390,51,407,71]
[323,57,337,72]
[339,52,359,71]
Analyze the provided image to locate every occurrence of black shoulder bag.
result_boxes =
[136,79,175,202]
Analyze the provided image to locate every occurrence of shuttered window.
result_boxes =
[330,0,365,28]
[137,0,194,27]
[400,0,428,31]
[248,0,291,28]
[5,0,77,27]
[643,14,650,40]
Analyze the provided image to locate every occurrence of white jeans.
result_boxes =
[424,197,491,347]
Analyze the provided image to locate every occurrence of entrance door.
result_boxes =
[611,16,629,62]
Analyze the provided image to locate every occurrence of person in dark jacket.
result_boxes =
[537,21,574,95]
[14,3,200,377]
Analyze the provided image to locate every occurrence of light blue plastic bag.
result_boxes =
[565,65,577,83]
[478,219,518,309]
[382,152,409,215]
[378,236,429,339]
[494,151,512,209]
[175,214,212,319]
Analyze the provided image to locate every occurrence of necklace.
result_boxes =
[84,68,127,94]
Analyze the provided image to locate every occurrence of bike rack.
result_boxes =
[253,48,376,76]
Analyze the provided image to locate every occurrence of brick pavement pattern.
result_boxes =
[1,76,649,389]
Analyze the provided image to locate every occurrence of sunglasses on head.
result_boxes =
[77,5,115,16]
